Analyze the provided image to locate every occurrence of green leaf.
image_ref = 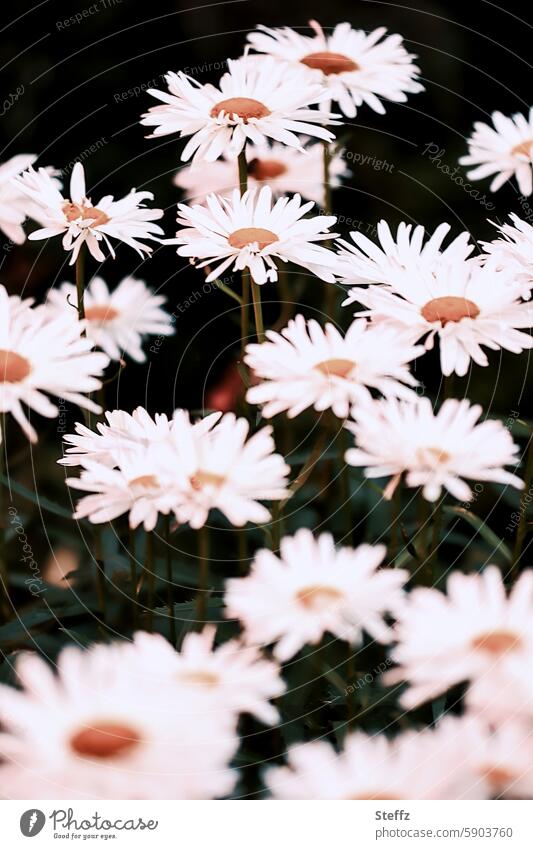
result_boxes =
[443,505,512,563]
[0,475,73,519]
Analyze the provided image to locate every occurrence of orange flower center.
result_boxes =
[483,766,515,787]
[314,358,355,378]
[472,630,523,655]
[301,51,359,75]
[421,296,480,326]
[0,350,31,383]
[296,585,343,611]
[129,474,160,489]
[84,305,119,323]
[248,158,288,180]
[210,97,271,122]
[511,139,533,159]
[228,227,279,250]
[178,669,220,687]
[416,446,451,466]
[63,202,110,226]
[70,722,141,759]
[190,470,226,491]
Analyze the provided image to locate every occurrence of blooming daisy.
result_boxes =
[245,315,423,419]
[343,256,533,377]
[247,20,423,119]
[0,154,59,244]
[481,213,533,297]
[0,285,108,443]
[462,717,533,800]
[132,627,285,725]
[0,638,237,799]
[13,161,164,264]
[46,275,174,362]
[174,141,348,206]
[386,567,533,710]
[459,108,533,195]
[141,56,337,163]
[345,395,523,502]
[173,186,338,285]
[225,529,406,661]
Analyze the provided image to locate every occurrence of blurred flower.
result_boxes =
[174,141,348,206]
[245,315,422,419]
[46,276,174,362]
[459,108,533,195]
[345,395,523,502]
[225,529,406,661]
[0,638,237,799]
[0,154,60,244]
[173,185,338,285]
[463,717,533,799]
[13,161,164,264]
[0,285,108,442]
[141,56,337,162]
[247,20,423,119]
[482,213,533,297]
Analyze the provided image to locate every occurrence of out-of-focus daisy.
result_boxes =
[0,285,108,443]
[132,627,285,725]
[174,141,348,206]
[336,220,474,286]
[0,638,237,800]
[13,161,164,264]
[245,315,423,419]
[46,276,174,362]
[225,529,406,661]
[173,186,338,285]
[386,567,533,710]
[464,718,533,800]
[0,154,59,244]
[247,20,423,119]
[345,395,523,502]
[141,57,337,163]
[343,257,533,377]
[459,108,533,195]
[482,213,533,297]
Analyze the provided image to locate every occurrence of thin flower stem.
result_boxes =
[75,247,86,325]
[251,280,265,342]
[425,499,443,586]
[340,426,353,546]
[389,481,402,564]
[128,524,137,629]
[196,524,210,624]
[146,530,155,632]
[164,515,177,645]
[513,431,533,578]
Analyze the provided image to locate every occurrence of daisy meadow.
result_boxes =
[225,529,407,661]
[245,315,423,419]
[247,20,423,119]
[0,285,108,443]
[46,275,174,362]
[141,56,338,163]
[343,255,533,377]
[173,185,339,285]
[131,627,285,725]
[174,140,348,206]
[0,639,237,800]
[13,161,164,264]
[386,567,533,710]
[459,108,533,195]
[345,395,524,502]
[481,213,533,297]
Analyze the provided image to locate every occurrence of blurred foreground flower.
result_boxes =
[459,108,533,195]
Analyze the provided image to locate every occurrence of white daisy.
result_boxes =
[247,20,423,119]
[225,529,406,662]
[0,154,53,244]
[13,161,164,264]
[343,256,533,377]
[345,395,523,502]
[0,285,108,443]
[336,219,475,286]
[46,276,174,362]
[459,108,533,195]
[0,638,237,800]
[174,140,348,206]
[482,213,533,297]
[141,56,337,163]
[173,185,338,285]
[386,567,533,710]
[462,717,533,800]
[132,627,285,725]
[245,315,423,419]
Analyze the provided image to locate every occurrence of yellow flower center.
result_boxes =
[84,305,119,323]
[296,585,343,611]
[301,51,359,75]
[228,227,279,250]
[248,158,288,180]
[421,296,480,326]
[210,97,271,122]
[472,630,523,655]
[70,722,141,759]
[314,358,355,378]
[0,350,31,383]
[63,202,110,226]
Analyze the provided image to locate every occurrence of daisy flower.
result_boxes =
[0,286,108,443]
[0,638,237,800]
[245,315,423,419]
[345,395,523,502]
[13,161,164,264]
[173,185,338,285]
[463,717,533,800]
[141,56,337,163]
[336,220,475,286]
[174,141,348,206]
[225,529,406,661]
[132,627,285,725]
[247,20,423,119]
[386,567,533,710]
[343,256,533,377]
[0,154,58,244]
[459,108,533,195]
[46,275,174,362]
[481,213,533,297]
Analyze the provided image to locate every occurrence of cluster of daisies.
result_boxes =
[0,17,533,800]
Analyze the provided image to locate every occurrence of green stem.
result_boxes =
[425,500,443,586]
[129,525,137,630]
[251,280,265,342]
[196,525,210,624]
[146,530,155,632]
[75,247,86,325]
[164,515,176,645]
[513,432,533,578]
